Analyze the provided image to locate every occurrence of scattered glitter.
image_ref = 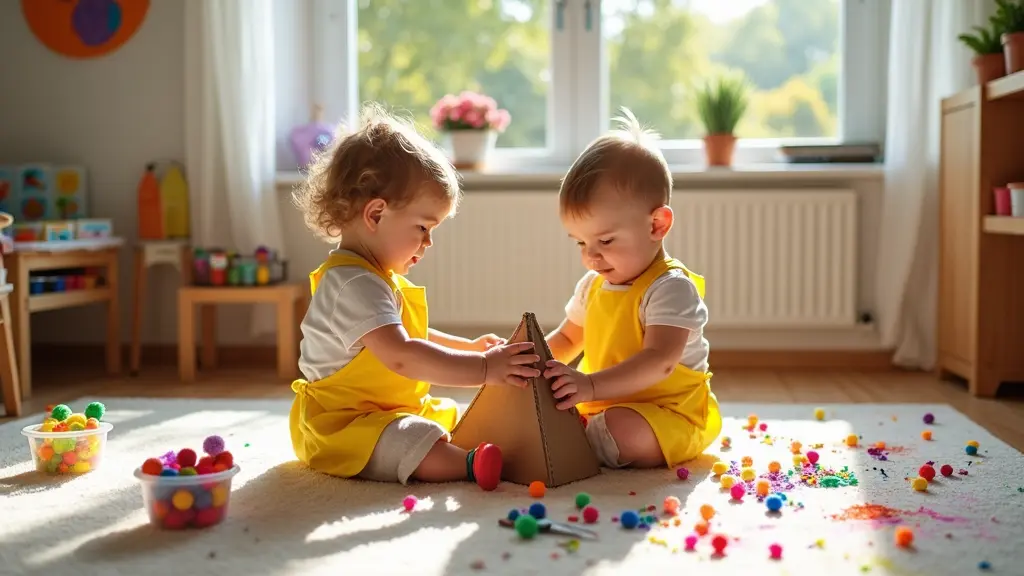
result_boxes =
[866,447,889,461]
[789,463,859,488]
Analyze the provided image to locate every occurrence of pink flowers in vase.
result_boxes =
[430,91,511,133]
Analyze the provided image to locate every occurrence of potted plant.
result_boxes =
[429,91,511,170]
[958,25,1006,83]
[694,74,750,167]
[993,0,1024,74]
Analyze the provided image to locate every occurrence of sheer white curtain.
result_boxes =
[184,0,286,336]
[875,0,996,369]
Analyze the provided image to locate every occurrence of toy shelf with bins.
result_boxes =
[938,70,1024,398]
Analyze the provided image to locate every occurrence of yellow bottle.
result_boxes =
[160,163,190,238]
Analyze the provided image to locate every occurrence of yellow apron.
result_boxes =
[288,252,459,477]
[576,257,723,467]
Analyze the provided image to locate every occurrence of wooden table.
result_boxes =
[5,239,123,397]
[0,284,21,416]
[178,284,306,382]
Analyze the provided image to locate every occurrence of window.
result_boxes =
[286,0,888,171]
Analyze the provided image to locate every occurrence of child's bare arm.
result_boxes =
[589,325,688,399]
[361,324,540,387]
[544,324,688,409]
[427,328,504,352]
[545,318,584,364]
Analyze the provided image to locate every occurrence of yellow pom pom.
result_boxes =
[711,461,729,475]
[72,461,91,474]
[747,414,758,426]
[65,413,87,427]
[740,467,756,482]
[966,440,979,448]
[768,461,781,473]
[911,477,928,492]
[793,454,807,467]
[814,407,825,420]
[172,489,194,511]
[211,484,229,507]
[68,422,85,431]
[40,420,56,432]
[720,474,736,489]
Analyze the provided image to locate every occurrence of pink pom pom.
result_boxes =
[676,467,689,480]
[730,484,745,500]
[769,543,783,559]
[402,495,418,512]
[684,534,698,551]
[806,450,820,464]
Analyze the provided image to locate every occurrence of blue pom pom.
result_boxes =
[620,510,640,529]
[528,502,546,520]
[159,467,179,477]
[765,495,784,512]
[193,490,213,510]
[966,445,978,456]
[979,561,991,570]
[507,508,520,521]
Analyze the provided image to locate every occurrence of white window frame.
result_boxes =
[311,0,889,169]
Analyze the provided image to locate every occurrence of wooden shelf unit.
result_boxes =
[939,71,1024,397]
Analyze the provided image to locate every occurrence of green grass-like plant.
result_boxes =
[958,25,1003,55]
[695,74,750,136]
[992,0,1024,35]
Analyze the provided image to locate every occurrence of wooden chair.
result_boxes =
[0,211,21,417]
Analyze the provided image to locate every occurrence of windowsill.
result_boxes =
[276,162,883,191]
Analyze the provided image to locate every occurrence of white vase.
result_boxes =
[444,130,497,170]
[1011,186,1024,217]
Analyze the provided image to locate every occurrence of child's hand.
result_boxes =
[483,342,540,387]
[543,360,595,410]
[471,333,505,352]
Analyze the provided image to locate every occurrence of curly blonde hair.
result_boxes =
[559,107,672,217]
[292,103,462,241]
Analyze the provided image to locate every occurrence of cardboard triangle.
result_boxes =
[451,312,601,487]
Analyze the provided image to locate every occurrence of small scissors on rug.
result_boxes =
[498,517,599,540]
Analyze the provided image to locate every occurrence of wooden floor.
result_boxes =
[4,366,1024,451]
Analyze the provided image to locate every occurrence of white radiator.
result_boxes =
[408,189,858,330]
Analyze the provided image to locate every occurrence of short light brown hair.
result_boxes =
[292,103,461,241]
[559,108,672,217]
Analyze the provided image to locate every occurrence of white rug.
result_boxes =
[1,396,1022,576]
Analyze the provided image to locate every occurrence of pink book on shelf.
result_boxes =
[289,104,334,171]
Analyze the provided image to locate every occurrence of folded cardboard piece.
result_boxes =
[450,312,601,487]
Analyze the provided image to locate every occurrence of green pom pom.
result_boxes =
[575,492,591,509]
[84,402,106,421]
[51,404,72,421]
[514,514,539,539]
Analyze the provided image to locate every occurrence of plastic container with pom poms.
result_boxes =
[134,465,240,529]
[21,402,113,475]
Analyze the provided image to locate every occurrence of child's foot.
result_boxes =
[469,443,502,491]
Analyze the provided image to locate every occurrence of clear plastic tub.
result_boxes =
[134,465,241,529]
[21,422,113,475]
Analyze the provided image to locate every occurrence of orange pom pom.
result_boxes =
[895,526,913,547]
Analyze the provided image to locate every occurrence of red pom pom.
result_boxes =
[196,463,215,475]
[215,451,234,468]
[197,456,215,469]
[177,448,198,468]
[711,534,729,554]
[940,464,954,477]
[141,458,163,475]
[582,505,599,524]
[213,463,228,473]
[918,464,936,481]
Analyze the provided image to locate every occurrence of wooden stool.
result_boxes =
[0,284,21,417]
[131,240,192,375]
[177,284,306,382]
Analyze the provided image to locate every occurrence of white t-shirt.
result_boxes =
[564,268,710,372]
[298,249,403,382]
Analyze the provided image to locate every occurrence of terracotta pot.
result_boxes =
[973,53,1006,84]
[703,134,737,167]
[1001,31,1024,74]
